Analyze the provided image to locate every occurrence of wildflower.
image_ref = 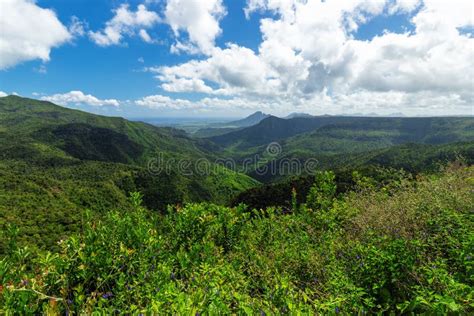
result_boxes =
[21,279,29,286]
[170,272,176,280]
[335,307,340,314]
[102,292,113,299]
[260,310,266,316]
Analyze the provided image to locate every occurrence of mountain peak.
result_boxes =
[284,112,313,119]
[223,111,270,128]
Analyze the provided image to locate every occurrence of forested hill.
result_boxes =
[208,115,474,150]
[0,96,258,252]
[0,95,215,163]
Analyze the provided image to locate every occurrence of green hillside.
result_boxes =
[0,96,259,252]
[209,115,474,152]
[205,115,474,182]
[237,142,474,208]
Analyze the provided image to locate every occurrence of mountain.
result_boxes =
[206,115,474,183]
[193,126,242,138]
[234,141,474,208]
[0,96,259,251]
[224,111,270,127]
[193,111,270,138]
[284,112,314,119]
[208,115,474,151]
[208,116,328,149]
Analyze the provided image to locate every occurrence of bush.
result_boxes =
[1,166,472,314]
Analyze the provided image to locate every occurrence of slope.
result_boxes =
[0,96,259,252]
[209,116,474,151]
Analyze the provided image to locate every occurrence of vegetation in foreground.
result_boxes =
[1,164,472,314]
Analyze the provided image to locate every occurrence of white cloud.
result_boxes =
[41,91,120,107]
[165,0,226,54]
[0,0,71,69]
[153,44,277,96]
[135,94,277,111]
[139,89,472,116]
[146,0,474,115]
[0,91,8,97]
[138,29,153,43]
[69,16,87,37]
[89,4,160,46]
[135,94,194,109]
[388,0,421,14]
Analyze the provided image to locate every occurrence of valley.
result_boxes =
[1,96,473,314]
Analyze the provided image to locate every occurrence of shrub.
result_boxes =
[1,166,472,314]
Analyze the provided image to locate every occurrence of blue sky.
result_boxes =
[0,0,472,118]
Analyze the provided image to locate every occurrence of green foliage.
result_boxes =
[291,187,298,212]
[0,96,259,252]
[210,115,473,153]
[306,171,336,211]
[1,166,472,314]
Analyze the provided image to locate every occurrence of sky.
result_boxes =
[0,0,473,118]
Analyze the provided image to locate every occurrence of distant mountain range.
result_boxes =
[205,114,474,182]
[194,111,270,137]
[284,112,314,119]
[193,111,415,137]
[208,115,474,150]
[226,111,271,127]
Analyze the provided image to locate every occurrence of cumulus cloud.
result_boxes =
[0,91,8,97]
[41,91,120,107]
[165,0,226,54]
[138,88,472,116]
[135,94,194,109]
[0,0,71,69]
[148,0,474,115]
[135,94,275,111]
[152,44,276,96]
[89,4,160,46]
